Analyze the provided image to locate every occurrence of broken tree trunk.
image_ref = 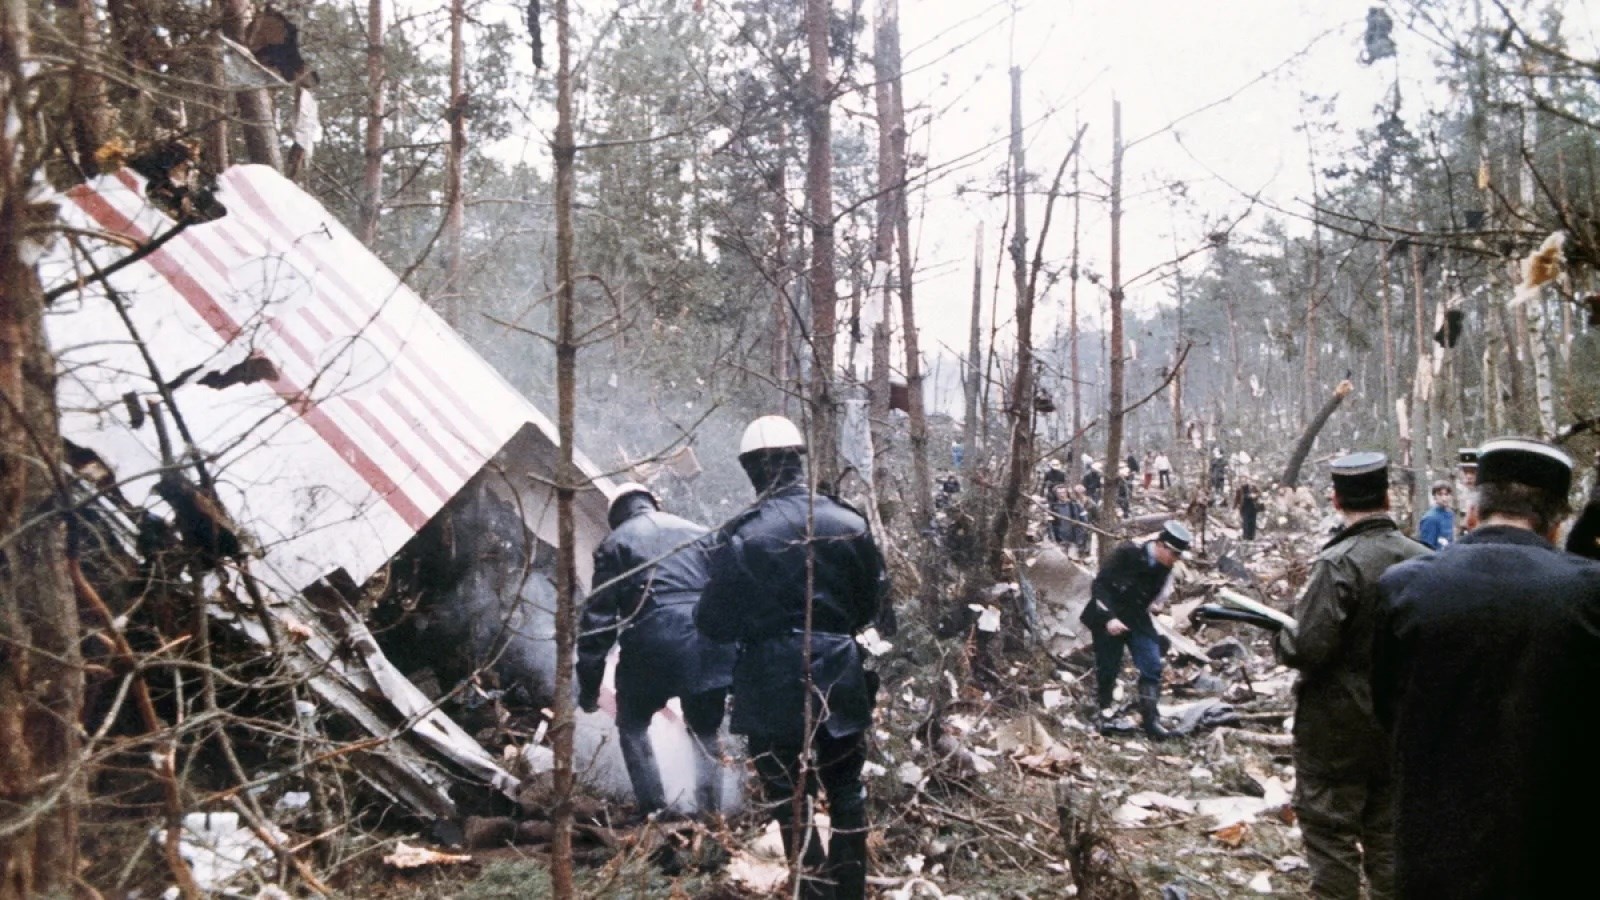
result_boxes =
[1279,379,1353,488]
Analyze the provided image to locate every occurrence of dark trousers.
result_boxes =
[1158,471,1171,489]
[1294,771,1397,900]
[748,729,869,900]
[1091,629,1164,705]
[616,687,727,813]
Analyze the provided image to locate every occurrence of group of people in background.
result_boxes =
[1061,433,1600,898]
[1273,438,1600,898]
[580,417,1599,900]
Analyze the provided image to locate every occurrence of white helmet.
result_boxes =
[606,481,658,527]
[739,415,806,456]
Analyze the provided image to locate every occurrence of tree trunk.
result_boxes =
[882,0,931,531]
[962,222,981,480]
[63,0,112,174]
[548,1,577,895]
[1408,237,1432,487]
[869,3,895,429]
[1,2,83,891]
[1303,137,1323,426]
[441,0,466,326]
[1096,100,1125,561]
[771,123,792,410]
[218,0,282,169]
[1069,140,1084,470]
[1378,184,1395,438]
[804,0,839,483]
[358,0,386,245]
[1280,380,1354,487]
[988,65,1034,576]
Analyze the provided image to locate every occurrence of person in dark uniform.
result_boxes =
[1234,481,1261,541]
[1566,449,1600,562]
[1374,437,1600,899]
[577,483,735,820]
[1079,521,1192,738]
[1273,452,1428,899]
[1041,459,1067,495]
[1209,449,1229,495]
[697,415,890,900]
[1082,462,1103,504]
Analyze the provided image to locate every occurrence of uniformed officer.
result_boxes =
[1079,520,1192,739]
[696,415,890,900]
[1375,437,1600,898]
[577,483,734,819]
[1273,452,1428,899]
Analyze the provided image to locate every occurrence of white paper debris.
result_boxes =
[857,627,894,656]
[383,841,472,868]
[968,604,1002,633]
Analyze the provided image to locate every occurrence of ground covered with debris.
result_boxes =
[334,479,1334,899]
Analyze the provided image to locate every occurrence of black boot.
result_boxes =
[827,826,868,900]
[617,723,668,815]
[1137,681,1174,741]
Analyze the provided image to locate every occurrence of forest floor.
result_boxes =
[350,482,1328,899]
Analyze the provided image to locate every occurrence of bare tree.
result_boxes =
[1096,100,1125,555]
[804,0,839,483]
[441,0,467,325]
[878,0,932,529]
[963,222,982,480]
[0,1,83,892]
[548,0,579,894]
[358,0,387,245]
[987,65,1034,575]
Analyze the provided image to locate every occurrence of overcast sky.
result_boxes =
[891,0,1406,362]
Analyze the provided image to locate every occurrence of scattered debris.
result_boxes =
[382,842,473,869]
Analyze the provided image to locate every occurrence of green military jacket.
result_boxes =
[1274,516,1429,779]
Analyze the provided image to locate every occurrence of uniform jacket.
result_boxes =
[1049,498,1087,545]
[1416,504,1454,549]
[696,483,890,742]
[1272,515,1426,779]
[1079,541,1173,637]
[578,509,735,704]
[1374,525,1600,899]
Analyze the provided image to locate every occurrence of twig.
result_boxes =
[70,560,202,900]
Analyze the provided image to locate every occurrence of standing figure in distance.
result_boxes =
[1235,481,1261,542]
[1082,461,1104,505]
[577,483,735,820]
[1041,458,1067,496]
[1209,448,1229,495]
[1375,437,1600,899]
[1079,521,1191,739]
[1416,480,1455,550]
[697,415,890,900]
[1272,453,1427,899]
[1155,450,1173,490]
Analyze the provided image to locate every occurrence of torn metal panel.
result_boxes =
[43,164,618,818]
[43,163,613,594]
